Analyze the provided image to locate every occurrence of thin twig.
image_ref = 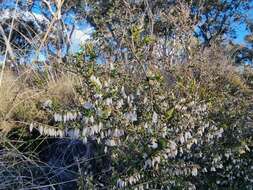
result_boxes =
[0,0,19,87]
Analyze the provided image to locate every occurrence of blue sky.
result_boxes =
[234,5,253,44]
[234,22,249,44]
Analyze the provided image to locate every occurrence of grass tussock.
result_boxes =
[45,73,80,106]
[0,70,42,133]
[0,70,81,135]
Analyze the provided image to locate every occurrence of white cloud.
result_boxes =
[69,27,93,53]
[0,8,93,55]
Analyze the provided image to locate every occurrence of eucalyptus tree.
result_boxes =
[59,0,252,70]
[0,0,251,67]
[231,20,253,65]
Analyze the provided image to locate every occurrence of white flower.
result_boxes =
[125,111,137,122]
[152,112,158,123]
[191,167,198,176]
[105,98,113,106]
[104,81,109,87]
[107,129,112,136]
[29,123,34,132]
[73,128,80,138]
[116,99,124,109]
[117,178,126,188]
[144,97,148,104]
[48,128,56,136]
[93,125,99,133]
[109,63,115,70]
[197,128,204,136]
[211,167,216,172]
[113,128,124,137]
[192,138,197,144]
[175,104,181,110]
[216,128,224,138]
[188,101,195,107]
[90,75,102,89]
[94,93,102,99]
[43,127,49,135]
[66,112,70,121]
[179,98,186,103]
[65,112,72,121]
[213,156,220,163]
[187,142,193,149]
[136,89,141,96]
[63,114,67,123]
[217,164,223,169]
[57,130,64,138]
[54,113,62,122]
[121,86,127,98]
[207,133,214,141]
[89,127,95,136]
[166,141,178,158]
[69,112,78,121]
[127,96,132,105]
[184,131,192,141]
[98,122,103,131]
[149,139,158,149]
[73,112,78,120]
[179,134,185,144]
[153,156,161,164]
[129,176,135,185]
[82,137,87,143]
[82,127,89,137]
[200,104,207,112]
[42,99,52,108]
[169,140,177,150]
[89,116,94,123]
[225,152,230,158]
[104,146,108,153]
[106,139,117,146]
[182,106,187,111]
[83,102,94,109]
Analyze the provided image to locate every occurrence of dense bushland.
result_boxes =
[0,0,253,189]
[0,48,252,189]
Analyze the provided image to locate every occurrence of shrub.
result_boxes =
[23,55,252,189]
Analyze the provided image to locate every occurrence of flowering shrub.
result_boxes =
[26,54,253,189]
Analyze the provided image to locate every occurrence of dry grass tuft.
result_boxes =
[0,70,44,134]
[46,73,80,106]
[0,69,81,134]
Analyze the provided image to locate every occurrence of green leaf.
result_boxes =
[189,79,196,93]
[165,108,175,121]
[143,35,156,45]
